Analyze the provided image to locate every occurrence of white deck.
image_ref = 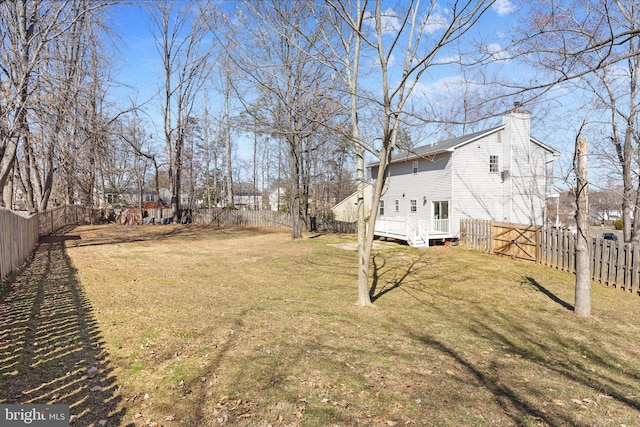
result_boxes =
[373,217,452,247]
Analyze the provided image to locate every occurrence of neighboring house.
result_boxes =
[268,187,287,212]
[103,187,195,210]
[104,188,161,208]
[230,182,263,210]
[369,107,560,247]
[331,183,373,222]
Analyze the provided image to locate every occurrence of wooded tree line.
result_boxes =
[2,0,640,311]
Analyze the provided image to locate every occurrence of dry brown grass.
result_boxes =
[3,224,640,426]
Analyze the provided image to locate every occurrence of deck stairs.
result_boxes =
[373,216,451,248]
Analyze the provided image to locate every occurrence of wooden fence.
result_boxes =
[0,208,39,283]
[1,205,98,283]
[460,218,640,296]
[153,208,357,233]
[316,219,357,234]
[191,209,293,229]
[38,205,99,236]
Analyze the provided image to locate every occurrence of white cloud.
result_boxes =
[423,12,449,34]
[412,75,471,99]
[434,53,462,65]
[487,43,510,61]
[364,6,449,36]
[363,8,401,35]
[380,8,401,34]
[368,52,396,69]
[492,0,517,16]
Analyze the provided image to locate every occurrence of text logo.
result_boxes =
[1,405,69,426]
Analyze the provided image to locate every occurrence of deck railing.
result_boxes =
[374,217,451,246]
[431,218,450,234]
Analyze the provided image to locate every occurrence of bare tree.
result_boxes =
[148,0,215,222]
[325,0,493,305]
[199,99,223,211]
[512,1,640,244]
[218,0,339,238]
[511,0,640,316]
[0,0,113,209]
[574,132,591,316]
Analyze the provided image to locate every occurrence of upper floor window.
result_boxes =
[410,199,417,212]
[412,160,419,174]
[379,200,385,216]
[394,199,400,212]
[489,155,500,173]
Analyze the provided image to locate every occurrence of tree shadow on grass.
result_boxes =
[0,226,130,426]
[396,305,640,427]
[524,276,574,311]
[369,252,436,303]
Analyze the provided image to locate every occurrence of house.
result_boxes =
[230,182,263,210]
[331,183,373,222]
[103,187,162,208]
[369,107,560,247]
[268,187,287,212]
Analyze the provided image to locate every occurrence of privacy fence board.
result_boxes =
[191,209,293,229]
[189,209,356,233]
[1,206,98,284]
[0,209,39,283]
[460,218,640,296]
[491,222,540,262]
[459,218,492,252]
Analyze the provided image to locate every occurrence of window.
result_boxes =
[395,199,400,212]
[489,155,499,173]
[412,160,419,174]
[410,199,417,212]
[432,201,450,233]
[379,200,385,216]
[433,201,449,219]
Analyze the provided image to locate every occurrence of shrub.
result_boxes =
[613,219,623,230]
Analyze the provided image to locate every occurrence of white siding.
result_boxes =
[451,131,505,237]
[452,112,553,234]
[331,184,373,222]
[375,153,452,222]
[503,112,551,225]
[371,110,557,241]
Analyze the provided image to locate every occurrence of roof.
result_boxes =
[368,125,559,167]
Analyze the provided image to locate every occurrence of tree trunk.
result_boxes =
[224,78,233,208]
[574,137,590,317]
[172,132,184,222]
[356,141,373,306]
[289,135,303,239]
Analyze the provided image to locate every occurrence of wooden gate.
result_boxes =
[491,222,541,262]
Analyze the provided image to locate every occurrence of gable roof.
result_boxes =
[368,125,558,167]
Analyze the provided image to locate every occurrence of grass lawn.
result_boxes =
[4,224,640,426]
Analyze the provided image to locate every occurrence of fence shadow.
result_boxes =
[0,227,130,425]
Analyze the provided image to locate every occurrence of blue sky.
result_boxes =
[107,0,585,184]
[109,0,522,110]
